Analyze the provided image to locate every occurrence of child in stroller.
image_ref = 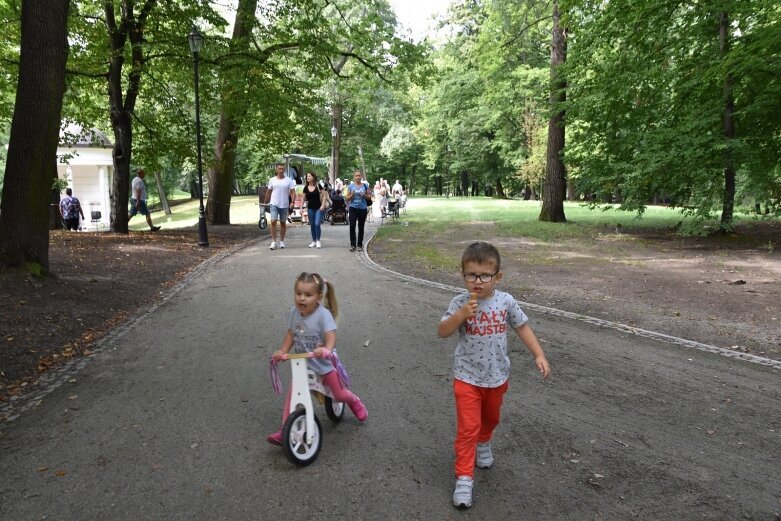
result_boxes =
[326,188,348,225]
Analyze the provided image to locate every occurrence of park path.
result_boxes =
[1,218,780,520]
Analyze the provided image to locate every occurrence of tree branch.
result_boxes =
[502,14,553,49]
[338,51,390,82]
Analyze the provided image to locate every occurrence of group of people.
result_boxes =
[266,241,550,510]
[59,168,161,232]
[264,164,378,252]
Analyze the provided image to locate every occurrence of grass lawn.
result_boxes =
[129,195,260,230]
[374,196,775,243]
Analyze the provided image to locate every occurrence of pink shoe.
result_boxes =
[266,431,282,445]
[349,398,368,421]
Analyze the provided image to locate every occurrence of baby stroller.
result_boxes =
[327,190,348,225]
[382,197,400,224]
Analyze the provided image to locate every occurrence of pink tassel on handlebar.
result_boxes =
[269,358,283,395]
[328,352,352,388]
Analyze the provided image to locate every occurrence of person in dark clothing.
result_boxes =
[59,188,85,231]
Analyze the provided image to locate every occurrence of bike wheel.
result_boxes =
[324,397,345,423]
[281,408,322,466]
[258,215,267,229]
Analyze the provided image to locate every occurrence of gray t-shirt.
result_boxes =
[441,290,528,387]
[286,304,338,375]
[131,175,147,201]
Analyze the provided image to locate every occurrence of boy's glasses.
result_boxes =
[463,272,498,283]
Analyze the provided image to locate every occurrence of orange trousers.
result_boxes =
[453,378,509,478]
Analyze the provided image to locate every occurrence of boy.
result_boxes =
[438,241,551,508]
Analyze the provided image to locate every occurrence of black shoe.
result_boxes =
[357,246,363,252]
[150,225,161,231]
[349,246,356,252]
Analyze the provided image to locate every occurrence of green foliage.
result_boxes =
[2,0,777,222]
[562,0,781,217]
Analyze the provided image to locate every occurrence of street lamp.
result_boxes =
[330,125,337,184]
[188,25,208,247]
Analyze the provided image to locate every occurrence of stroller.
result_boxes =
[382,197,400,224]
[327,190,348,225]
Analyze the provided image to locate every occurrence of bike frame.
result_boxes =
[285,353,319,445]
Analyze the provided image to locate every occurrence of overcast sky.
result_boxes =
[212,1,452,42]
[389,0,452,41]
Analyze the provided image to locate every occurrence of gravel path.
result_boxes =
[1,220,779,520]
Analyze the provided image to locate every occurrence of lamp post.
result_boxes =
[188,25,208,247]
[330,125,337,185]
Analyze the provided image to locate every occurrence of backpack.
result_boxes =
[364,182,373,206]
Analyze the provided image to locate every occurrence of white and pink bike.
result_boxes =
[269,352,349,466]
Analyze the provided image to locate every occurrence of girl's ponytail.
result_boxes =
[323,280,338,320]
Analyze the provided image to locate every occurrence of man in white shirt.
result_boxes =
[266,163,297,250]
[392,179,403,197]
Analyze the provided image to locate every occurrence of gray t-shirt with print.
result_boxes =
[442,290,528,388]
[286,304,337,375]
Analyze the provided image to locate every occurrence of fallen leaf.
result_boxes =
[151,463,163,471]
[54,470,68,477]
[37,466,49,472]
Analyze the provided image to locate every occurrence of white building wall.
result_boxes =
[57,146,114,229]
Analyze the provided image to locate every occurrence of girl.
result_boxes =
[303,172,328,248]
[267,273,368,445]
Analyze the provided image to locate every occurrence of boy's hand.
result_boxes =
[535,355,551,379]
[460,294,478,320]
[271,350,285,362]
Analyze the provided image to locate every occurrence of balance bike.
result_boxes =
[276,352,345,466]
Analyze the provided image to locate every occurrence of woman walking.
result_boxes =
[345,170,372,252]
[303,172,329,249]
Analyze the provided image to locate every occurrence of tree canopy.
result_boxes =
[1,0,780,267]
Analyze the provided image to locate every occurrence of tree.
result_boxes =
[0,0,70,269]
[65,1,221,233]
[206,0,422,224]
[539,0,567,222]
[563,0,781,224]
[205,0,259,225]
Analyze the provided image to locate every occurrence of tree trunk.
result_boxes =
[207,114,239,224]
[567,177,576,201]
[719,11,736,230]
[50,187,63,229]
[207,0,258,225]
[0,0,70,269]
[331,102,343,183]
[495,177,505,198]
[108,110,132,232]
[539,0,567,223]
[153,171,171,215]
[105,2,156,233]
